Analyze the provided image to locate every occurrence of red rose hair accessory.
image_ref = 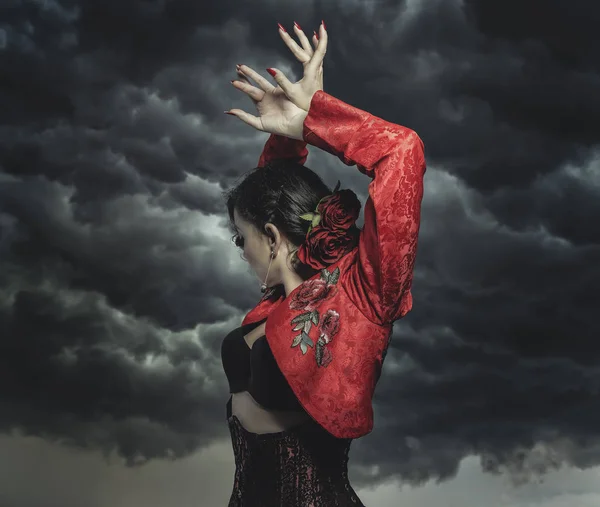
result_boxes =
[296,180,362,270]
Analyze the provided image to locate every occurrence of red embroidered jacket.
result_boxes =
[241,90,426,439]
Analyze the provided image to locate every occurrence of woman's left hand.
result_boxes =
[269,21,327,112]
[227,22,328,140]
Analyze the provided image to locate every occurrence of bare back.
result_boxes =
[231,321,312,434]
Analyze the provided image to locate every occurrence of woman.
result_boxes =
[221,20,426,506]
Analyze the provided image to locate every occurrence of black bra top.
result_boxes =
[221,319,304,412]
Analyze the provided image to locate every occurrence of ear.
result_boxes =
[263,222,279,245]
[265,223,293,257]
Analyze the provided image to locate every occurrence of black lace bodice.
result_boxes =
[226,396,365,506]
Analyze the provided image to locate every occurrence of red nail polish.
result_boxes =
[277,22,287,33]
[321,20,326,30]
[294,21,302,31]
[224,111,235,115]
[266,68,277,77]
[313,30,318,40]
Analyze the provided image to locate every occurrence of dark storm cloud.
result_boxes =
[0,0,599,492]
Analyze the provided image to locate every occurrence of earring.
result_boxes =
[261,249,275,293]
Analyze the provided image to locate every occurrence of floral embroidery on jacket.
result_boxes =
[289,267,340,367]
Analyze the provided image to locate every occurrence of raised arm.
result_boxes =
[303,90,426,324]
[257,134,309,168]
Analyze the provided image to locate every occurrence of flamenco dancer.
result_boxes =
[221,20,426,506]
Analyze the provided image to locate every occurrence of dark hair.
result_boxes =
[222,159,335,281]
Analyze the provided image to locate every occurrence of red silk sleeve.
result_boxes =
[257,134,309,168]
[302,90,426,324]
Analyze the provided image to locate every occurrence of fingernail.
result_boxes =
[314,30,318,40]
[294,21,302,31]
[230,80,236,84]
[277,22,287,33]
[266,68,276,77]
[321,20,326,30]
[224,111,235,115]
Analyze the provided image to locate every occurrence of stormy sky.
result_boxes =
[1,0,599,506]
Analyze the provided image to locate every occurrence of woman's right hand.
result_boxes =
[227,23,326,140]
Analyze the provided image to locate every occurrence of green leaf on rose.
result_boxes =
[299,212,315,222]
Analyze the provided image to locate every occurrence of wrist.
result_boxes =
[286,109,308,141]
[287,130,305,141]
